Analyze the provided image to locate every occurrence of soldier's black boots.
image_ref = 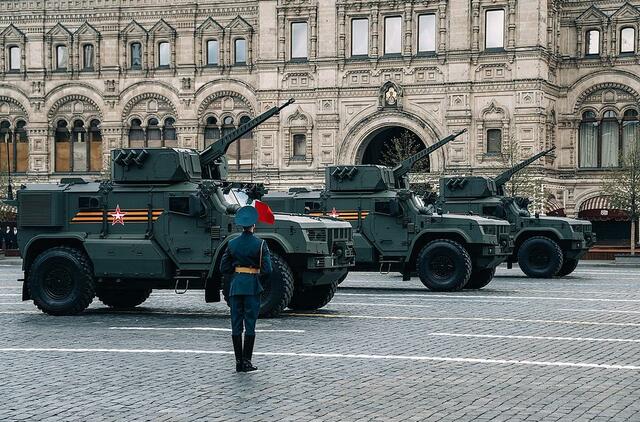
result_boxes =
[242,335,258,372]
[232,335,243,372]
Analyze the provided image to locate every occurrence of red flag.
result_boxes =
[255,200,275,225]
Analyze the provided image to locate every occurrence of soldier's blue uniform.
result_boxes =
[220,206,272,372]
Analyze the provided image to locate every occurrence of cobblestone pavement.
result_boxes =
[1,262,639,421]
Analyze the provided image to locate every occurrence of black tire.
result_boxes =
[556,257,579,277]
[464,267,496,290]
[27,246,95,316]
[517,236,563,278]
[259,252,294,318]
[97,288,152,309]
[416,239,472,291]
[288,281,339,311]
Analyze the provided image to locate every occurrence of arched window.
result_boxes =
[601,111,619,167]
[8,46,20,71]
[88,119,102,172]
[158,42,170,67]
[623,109,639,158]
[234,39,246,64]
[163,117,177,147]
[147,118,162,147]
[204,116,220,148]
[586,30,600,55]
[579,111,598,168]
[55,120,71,172]
[56,45,68,70]
[83,44,94,70]
[128,118,145,147]
[207,40,219,65]
[72,120,88,172]
[621,27,635,54]
[0,121,12,173]
[130,42,142,69]
[14,120,27,172]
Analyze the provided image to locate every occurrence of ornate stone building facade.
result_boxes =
[0,0,638,241]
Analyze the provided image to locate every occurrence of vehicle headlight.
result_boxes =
[481,225,497,235]
[305,229,327,242]
[571,224,583,233]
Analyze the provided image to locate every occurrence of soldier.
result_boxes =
[221,206,272,373]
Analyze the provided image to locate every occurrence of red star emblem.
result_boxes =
[329,207,340,218]
[110,205,127,226]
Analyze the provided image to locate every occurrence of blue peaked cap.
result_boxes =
[235,205,258,227]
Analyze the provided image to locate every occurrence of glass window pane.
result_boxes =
[485,10,504,49]
[131,43,142,68]
[159,42,170,67]
[351,19,369,56]
[291,22,308,59]
[487,129,502,153]
[56,45,68,69]
[293,134,306,157]
[601,120,619,167]
[586,30,600,55]
[418,14,436,52]
[384,16,402,54]
[9,47,20,70]
[235,39,246,64]
[623,120,639,158]
[83,44,94,69]
[621,27,635,53]
[207,40,218,65]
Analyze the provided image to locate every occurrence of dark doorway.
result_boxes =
[360,126,429,172]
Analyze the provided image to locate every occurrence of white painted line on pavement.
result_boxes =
[429,332,640,344]
[557,308,640,315]
[109,327,305,333]
[0,302,29,305]
[288,313,640,327]
[0,294,20,296]
[328,302,432,309]
[0,347,637,371]
[336,292,640,303]
[0,311,39,314]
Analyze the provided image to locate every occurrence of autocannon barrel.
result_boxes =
[199,98,295,177]
[493,146,556,188]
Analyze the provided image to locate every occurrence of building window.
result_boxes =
[206,40,219,65]
[586,30,600,55]
[72,120,88,172]
[623,109,639,158]
[351,18,369,56]
[163,117,177,147]
[579,110,622,168]
[384,16,402,55]
[621,27,635,54]
[131,42,142,69]
[235,39,246,64]
[83,44,94,70]
[56,45,68,70]
[128,118,145,147]
[0,119,27,173]
[158,42,170,67]
[88,119,102,172]
[8,46,20,71]
[418,14,436,53]
[291,22,308,60]
[486,129,502,154]
[54,120,71,172]
[147,118,162,147]
[293,134,306,159]
[204,116,221,148]
[485,10,505,49]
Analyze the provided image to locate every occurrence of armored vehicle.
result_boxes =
[265,130,513,291]
[436,147,595,278]
[16,100,355,317]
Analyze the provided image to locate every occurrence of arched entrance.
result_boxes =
[360,126,429,172]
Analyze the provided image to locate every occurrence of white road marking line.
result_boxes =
[109,327,305,333]
[336,292,640,303]
[328,302,432,309]
[0,311,39,314]
[429,332,640,344]
[0,347,637,371]
[288,313,640,327]
[558,308,640,315]
[0,302,29,305]
[0,294,20,297]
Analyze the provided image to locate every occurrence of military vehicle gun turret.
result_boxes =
[265,130,513,291]
[438,147,595,278]
[16,99,355,317]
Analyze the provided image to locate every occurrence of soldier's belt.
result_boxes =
[235,267,260,274]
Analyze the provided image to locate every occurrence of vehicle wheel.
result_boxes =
[517,236,563,278]
[27,246,95,316]
[259,252,294,318]
[556,257,579,277]
[288,281,339,311]
[464,267,496,290]
[97,288,152,309]
[416,239,472,291]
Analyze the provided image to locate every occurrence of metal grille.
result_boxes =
[210,225,221,239]
[19,194,54,226]
[307,229,327,242]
